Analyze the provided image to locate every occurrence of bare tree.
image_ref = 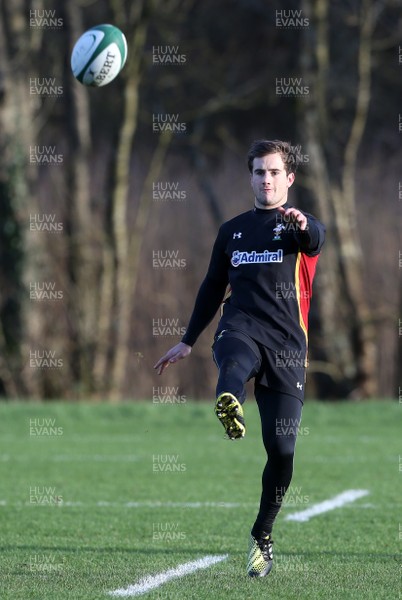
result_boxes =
[300,0,383,396]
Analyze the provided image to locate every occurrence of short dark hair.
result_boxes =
[247,139,301,175]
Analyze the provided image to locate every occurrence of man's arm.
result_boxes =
[278,205,325,255]
[154,226,229,375]
[295,214,325,255]
[181,274,228,346]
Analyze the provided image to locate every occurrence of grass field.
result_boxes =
[0,399,400,599]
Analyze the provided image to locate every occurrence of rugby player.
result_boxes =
[154,139,325,577]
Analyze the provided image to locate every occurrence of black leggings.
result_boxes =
[212,333,303,537]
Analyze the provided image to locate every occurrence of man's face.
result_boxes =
[250,153,295,209]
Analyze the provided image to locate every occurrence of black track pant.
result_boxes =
[212,332,303,537]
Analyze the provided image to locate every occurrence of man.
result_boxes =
[154,139,325,577]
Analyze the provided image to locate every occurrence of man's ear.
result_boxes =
[287,172,295,188]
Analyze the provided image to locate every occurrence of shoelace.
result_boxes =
[258,537,274,560]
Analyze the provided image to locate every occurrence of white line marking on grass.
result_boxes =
[109,554,228,597]
[285,489,369,522]
[123,501,246,508]
[0,500,257,509]
[55,501,253,509]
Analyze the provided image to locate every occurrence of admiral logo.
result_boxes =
[152,45,186,65]
[231,249,283,267]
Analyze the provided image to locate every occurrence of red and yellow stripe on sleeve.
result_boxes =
[294,252,320,344]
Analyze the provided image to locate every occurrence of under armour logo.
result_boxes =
[233,232,242,239]
[296,382,303,390]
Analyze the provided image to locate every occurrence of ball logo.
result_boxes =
[71,32,102,72]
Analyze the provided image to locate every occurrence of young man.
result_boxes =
[154,139,325,577]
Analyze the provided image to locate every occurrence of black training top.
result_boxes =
[181,203,325,353]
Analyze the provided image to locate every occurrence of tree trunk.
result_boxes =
[300,0,377,397]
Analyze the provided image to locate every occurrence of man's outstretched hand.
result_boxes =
[277,205,308,231]
[153,342,192,375]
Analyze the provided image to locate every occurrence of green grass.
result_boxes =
[0,400,400,599]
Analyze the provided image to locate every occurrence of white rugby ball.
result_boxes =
[71,24,128,87]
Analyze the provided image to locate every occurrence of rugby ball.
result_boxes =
[71,24,128,87]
